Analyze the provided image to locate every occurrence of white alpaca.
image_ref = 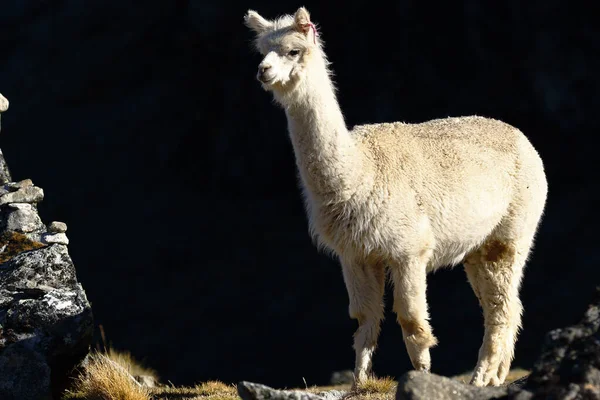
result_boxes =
[244,8,547,387]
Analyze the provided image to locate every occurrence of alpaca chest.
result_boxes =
[311,200,383,253]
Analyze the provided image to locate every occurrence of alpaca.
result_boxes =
[244,8,547,387]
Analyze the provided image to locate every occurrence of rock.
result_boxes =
[0,93,8,113]
[0,203,45,233]
[509,287,600,399]
[238,381,330,400]
[0,185,44,206]
[0,244,93,399]
[316,390,347,400]
[396,371,508,400]
[48,221,68,233]
[3,179,33,192]
[508,376,529,390]
[42,232,69,246]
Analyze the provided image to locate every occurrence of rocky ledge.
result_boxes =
[236,290,600,400]
[0,94,93,400]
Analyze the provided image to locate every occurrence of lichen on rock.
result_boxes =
[0,231,46,264]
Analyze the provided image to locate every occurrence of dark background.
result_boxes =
[0,0,598,389]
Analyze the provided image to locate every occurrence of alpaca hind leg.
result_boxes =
[465,240,528,386]
[341,256,386,385]
[464,260,519,384]
[390,257,437,372]
[495,298,522,383]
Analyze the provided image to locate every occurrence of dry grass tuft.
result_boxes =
[64,353,150,400]
[106,348,158,380]
[194,381,238,396]
[151,381,238,400]
[346,376,397,400]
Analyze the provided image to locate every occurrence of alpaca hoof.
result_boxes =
[353,371,369,388]
[470,371,503,387]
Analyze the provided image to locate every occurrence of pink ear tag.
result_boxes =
[304,23,318,44]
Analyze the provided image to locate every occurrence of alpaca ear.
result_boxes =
[244,10,272,34]
[293,7,317,41]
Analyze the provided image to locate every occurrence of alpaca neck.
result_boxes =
[281,54,364,198]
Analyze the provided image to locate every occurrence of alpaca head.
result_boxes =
[245,7,323,95]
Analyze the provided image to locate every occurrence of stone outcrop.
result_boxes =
[0,94,93,399]
[508,287,600,400]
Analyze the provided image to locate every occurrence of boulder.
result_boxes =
[42,232,70,245]
[0,185,45,207]
[0,236,93,400]
[509,287,600,399]
[0,203,45,233]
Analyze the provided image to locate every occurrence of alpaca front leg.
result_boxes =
[340,257,385,385]
[390,260,437,372]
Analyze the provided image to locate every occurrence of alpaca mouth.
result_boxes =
[259,76,275,84]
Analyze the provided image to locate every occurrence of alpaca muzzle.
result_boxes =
[257,64,275,83]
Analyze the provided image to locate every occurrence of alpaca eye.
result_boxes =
[288,49,300,57]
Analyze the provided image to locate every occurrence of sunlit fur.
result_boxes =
[245,8,547,387]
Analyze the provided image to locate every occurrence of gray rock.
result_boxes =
[4,179,33,191]
[396,371,508,400]
[238,381,328,400]
[0,185,44,206]
[509,287,600,399]
[0,244,93,399]
[48,221,68,233]
[316,390,347,400]
[1,203,45,233]
[42,232,69,245]
[0,93,8,113]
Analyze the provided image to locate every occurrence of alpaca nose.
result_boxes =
[259,64,271,74]
[257,64,272,82]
